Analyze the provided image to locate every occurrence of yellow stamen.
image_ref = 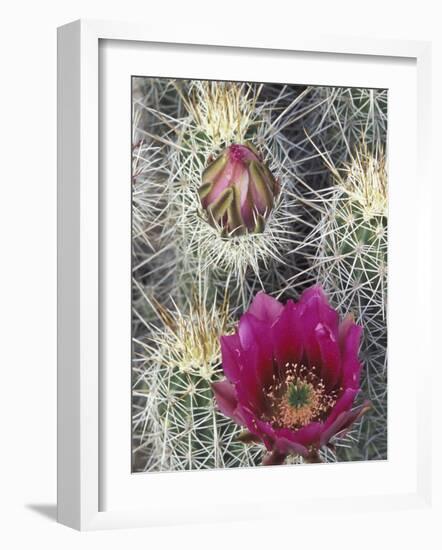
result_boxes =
[265,363,339,429]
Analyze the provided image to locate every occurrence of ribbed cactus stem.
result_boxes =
[133,293,264,471]
[315,146,387,460]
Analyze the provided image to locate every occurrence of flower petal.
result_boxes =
[202,153,228,185]
[237,410,275,450]
[315,322,342,388]
[340,323,363,389]
[339,313,355,351]
[320,401,370,447]
[324,387,358,429]
[320,411,350,447]
[298,285,339,367]
[271,300,303,367]
[275,422,323,449]
[249,160,275,213]
[273,436,309,457]
[238,313,274,388]
[299,285,339,335]
[212,381,259,429]
[220,333,265,411]
[212,380,239,420]
[247,292,284,325]
[232,158,250,207]
[220,334,242,383]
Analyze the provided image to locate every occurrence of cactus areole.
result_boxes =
[212,285,371,465]
[198,144,279,235]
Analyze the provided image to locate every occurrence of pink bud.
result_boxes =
[198,144,279,235]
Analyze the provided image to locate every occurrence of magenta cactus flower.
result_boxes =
[212,285,370,465]
[198,143,279,235]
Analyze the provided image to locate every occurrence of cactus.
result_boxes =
[313,145,388,460]
[131,77,389,471]
[171,81,297,286]
[316,87,388,163]
[132,289,264,470]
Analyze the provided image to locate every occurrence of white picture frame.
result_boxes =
[57,19,433,531]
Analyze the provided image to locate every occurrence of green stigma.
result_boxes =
[287,382,311,409]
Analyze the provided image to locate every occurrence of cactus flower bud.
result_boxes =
[198,144,279,235]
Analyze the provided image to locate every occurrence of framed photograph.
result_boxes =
[57,19,432,530]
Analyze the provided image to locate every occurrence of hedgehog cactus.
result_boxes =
[315,145,387,460]
[318,146,387,317]
[133,293,263,470]
[132,78,389,471]
[168,82,295,283]
[145,364,264,470]
[318,87,388,166]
